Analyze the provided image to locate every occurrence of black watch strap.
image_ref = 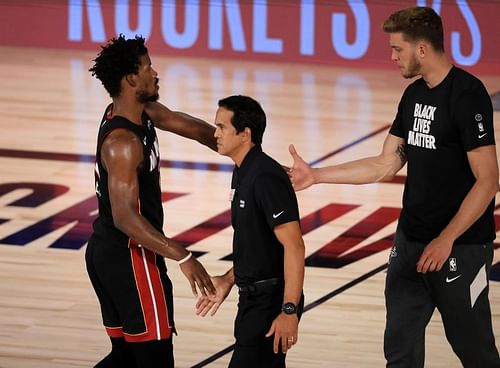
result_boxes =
[282,302,297,315]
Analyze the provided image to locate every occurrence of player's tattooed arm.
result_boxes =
[396,143,406,164]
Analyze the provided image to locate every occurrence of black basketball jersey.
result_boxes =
[92,104,164,246]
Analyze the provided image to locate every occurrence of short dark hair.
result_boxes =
[382,7,444,52]
[89,34,148,97]
[218,95,266,145]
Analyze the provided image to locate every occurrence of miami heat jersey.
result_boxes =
[87,104,174,342]
[92,104,163,245]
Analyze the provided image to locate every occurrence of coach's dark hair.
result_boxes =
[382,7,444,52]
[218,95,266,145]
[89,34,148,97]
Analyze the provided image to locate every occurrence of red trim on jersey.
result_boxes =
[127,240,172,342]
[105,326,124,338]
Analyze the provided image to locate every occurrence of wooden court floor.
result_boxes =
[0,46,499,367]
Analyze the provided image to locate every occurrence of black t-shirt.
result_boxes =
[231,146,300,285]
[92,104,164,246]
[390,66,495,244]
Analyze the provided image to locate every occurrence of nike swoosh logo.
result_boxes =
[273,210,284,219]
[478,133,487,138]
[445,275,462,283]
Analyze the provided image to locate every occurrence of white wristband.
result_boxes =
[177,252,192,265]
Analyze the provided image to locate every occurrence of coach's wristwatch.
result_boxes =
[282,302,298,315]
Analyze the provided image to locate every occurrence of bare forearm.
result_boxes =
[114,213,190,260]
[440,179,498,242]
[283,241,305,305]
[221,267,235,286]
[174,111,217,151]
[440,146,499,243]
[313,156,399,185]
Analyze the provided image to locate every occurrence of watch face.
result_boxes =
[282,302,297,314]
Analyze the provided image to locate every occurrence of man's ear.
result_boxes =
[417,42,427,58]
[243,127,252,141]
[125,73,137,87]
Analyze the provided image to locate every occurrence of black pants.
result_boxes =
[229,283,304,368]
[94,337,174,368]
[384,229,500,368]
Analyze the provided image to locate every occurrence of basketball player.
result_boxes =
[288,7,500,368]
[86,35,216,367]
[195,95,305,368]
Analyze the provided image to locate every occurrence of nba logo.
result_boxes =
[449,258,457,272]
[388,246,397,264]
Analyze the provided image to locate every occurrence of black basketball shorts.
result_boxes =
[86,235,174,342]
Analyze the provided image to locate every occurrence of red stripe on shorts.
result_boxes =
[127,240,172,342]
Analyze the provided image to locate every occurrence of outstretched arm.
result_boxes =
[145,101,217,151]
[416,145,499,273]
[288,133,406,190]
[102,129,215,297]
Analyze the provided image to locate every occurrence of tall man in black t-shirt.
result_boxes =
[86,35,216,368]
[288,6,500,368]
[195,95,306,368]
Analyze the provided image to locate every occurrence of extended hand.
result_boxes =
[180,257,216,297]
[265,313,299,354]
[416,236,453,273]
[288,144,314,191]
[195,275,233,317]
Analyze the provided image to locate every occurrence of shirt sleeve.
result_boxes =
[455,86,495,151]
[254,173,300,229]
[389,99,405,139]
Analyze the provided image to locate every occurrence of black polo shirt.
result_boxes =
[230,145,300,285]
